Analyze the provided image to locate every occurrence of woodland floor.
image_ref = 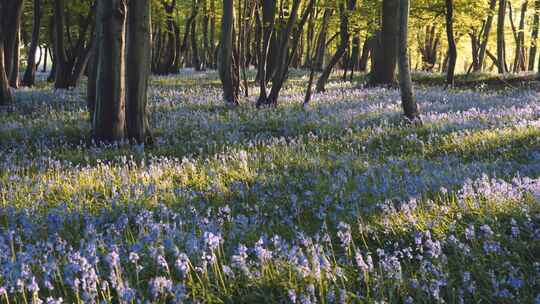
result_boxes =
[0,69,539,303]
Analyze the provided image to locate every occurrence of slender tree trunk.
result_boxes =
[314,9,333,71]
[529,0,540,71]
[210,0,216,68]
[511,0,527,72]
[92,0,127,142]
[265,0,314,106]
[22,0,41,87]
[398,0,420,123]
[190,0,201,71]
[371,0,399,85]
[358,35,375,72]
[219,0,239,105]
[126,0,152,143]
[477,0,498,71]
[316,0,355,92]
[256,0,276,106]
[445,0,457,86]
[497,0,507,74]
[42,47,48,72]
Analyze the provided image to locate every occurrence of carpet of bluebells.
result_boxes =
[1,70,539,303]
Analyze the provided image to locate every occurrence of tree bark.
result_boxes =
[92,0,127,142]
[22,0,41,87]
[477,0,498,72]
[316,0,356,92]
[0,16,13,106]
[313,9,333,71]
[371,0,399,85]
[398,0,420,123]
[126,0,152,143]
[256,0,276,106]
[53,0,71,88]
[3,0,24,89]
[219,0,239,105]
[190,0,201,71]
[445,0,457,86]
[497,0,507,74]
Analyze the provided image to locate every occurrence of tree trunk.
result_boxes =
[313,9,333,71]
[477,0,498,72]
[497,0,507,74]
[358,35,375,72]
[126,0,152,143]
[92,0,127,142]
[265,0,314,106]
[3,0,24,89]
[398,0,420,123]
[87,38,97,118]
[256,0,276,106]
[219,0,239,105]
[190,1,201,71]
[529,0,540,71]
[53,0,71,88]
[511,0,527,72]
[22,0,41,87]
[316,0,355,92]
[371,0,399,85]
[445,0,457,86]
[0,39,13,106]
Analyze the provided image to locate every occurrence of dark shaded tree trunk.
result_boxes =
[371,0,399,85]
[92,0,127,142]
[264,0,315,106]
[398,0,420,123]
[190,0,201,71]
[3,0,24,89]
[22,0,41,87]
[0,3,13,106]
[219,0,239,105]
[497,0,507,73]
[445,0,457,86]
[126,0,152,143]
[256,0,276,106]
[313,9,333,71]
[358,35,375,72]
[53,0,71,88]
